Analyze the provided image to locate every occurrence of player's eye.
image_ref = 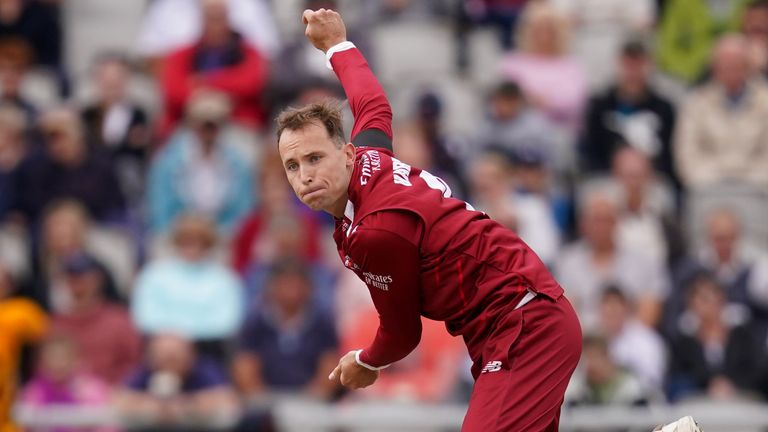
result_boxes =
[286,162,298,172]
[309,154,322,163]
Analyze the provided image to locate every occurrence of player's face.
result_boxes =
[278,121,355,217]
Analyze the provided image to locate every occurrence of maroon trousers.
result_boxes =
[462,295,582,432]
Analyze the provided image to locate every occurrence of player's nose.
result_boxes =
[299,165,313,184]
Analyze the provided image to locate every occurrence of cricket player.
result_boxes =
[277,8,700,432]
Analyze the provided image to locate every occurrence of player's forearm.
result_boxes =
[329,47,393,141]
[358,322,422,368]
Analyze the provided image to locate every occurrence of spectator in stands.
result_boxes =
[0,104,26,222]
[0,0,64,93]
[51,253,141,385]
[136,0,280,65]
[509,143,572,233]
[233,259,339,401]
[0,37,35,123]
[32,200,123,311]
[268,0,362,110]
[231,153,334,312]
[657,0,749,83]
[474,81,561,173]
[0,262,47,432]
[133,215,244,353]
[12,107,126,226]
[566,334,655,406]
[668,275,764,401]
[159,0,269,135]
[581,40,677,188]
[467,151,560,264]
[674,34,768,189]
[17,334,115,432]
[454,0,529,72]
[81,53,151,210]
[742,0,768,76]
[411,91,468,198]
[115,333,241,430]
[611,147,685,268]
[598,287,667,391]
[232,153,321,274]
[148,91,254,234]
[552,0,656,89]
[499,1,587,137]
[555,191,668,330]
[665,209,768,336]
[393,120,465,199]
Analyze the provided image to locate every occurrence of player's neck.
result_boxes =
[327,191,349,219]
[326,167,354,219]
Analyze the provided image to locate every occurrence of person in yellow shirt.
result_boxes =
[0,264,47,432]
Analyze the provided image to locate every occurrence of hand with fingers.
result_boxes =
[328,350,379,390]
[302,8,348,52]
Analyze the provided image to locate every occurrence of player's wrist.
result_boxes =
[325,41,356,70]
[354,349,390,371]
[322,38,348,53]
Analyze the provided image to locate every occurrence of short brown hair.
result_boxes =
[275,101,346,147]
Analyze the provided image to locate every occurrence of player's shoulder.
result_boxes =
[350,210,423,247]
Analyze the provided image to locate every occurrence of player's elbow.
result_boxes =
[395,328,422,360]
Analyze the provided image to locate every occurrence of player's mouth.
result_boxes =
[301,187,324,201]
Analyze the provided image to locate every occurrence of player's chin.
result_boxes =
[302,196,325,212]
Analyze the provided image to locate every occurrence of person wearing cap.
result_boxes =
[581,39,677,187]
[50,252,141,386]
[147,90,254,234]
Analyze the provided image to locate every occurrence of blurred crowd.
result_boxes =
[2,0,768,431]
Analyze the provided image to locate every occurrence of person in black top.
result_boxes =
[581,39,678,188]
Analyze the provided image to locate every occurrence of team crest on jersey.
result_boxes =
[344,255,360,271]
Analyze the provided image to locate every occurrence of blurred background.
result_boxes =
[2,0,768,431]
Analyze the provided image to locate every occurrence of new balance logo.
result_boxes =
[481,360,503,374]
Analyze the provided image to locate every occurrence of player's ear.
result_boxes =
[343,142,355,166]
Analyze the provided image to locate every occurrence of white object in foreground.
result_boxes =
[659,416,703,432]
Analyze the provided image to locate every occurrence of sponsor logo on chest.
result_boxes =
[360,150,382,186]
[362,271,393,291]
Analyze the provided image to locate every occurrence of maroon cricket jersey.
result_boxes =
[329,47,564,369]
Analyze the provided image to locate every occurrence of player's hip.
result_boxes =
[467,294,582,381]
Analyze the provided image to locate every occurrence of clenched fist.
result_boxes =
[302,8,347,53]
[328,350,380,390]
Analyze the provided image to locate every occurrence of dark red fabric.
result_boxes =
[159,40,268,137]
[330,48,566,370]
[330,48,393,141]
[461,296,582,432]
[335,146,565,368]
